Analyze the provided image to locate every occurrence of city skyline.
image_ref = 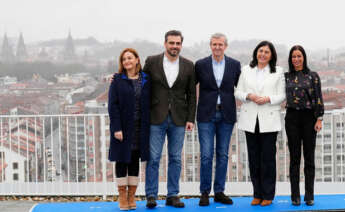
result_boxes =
[1,0,345,50]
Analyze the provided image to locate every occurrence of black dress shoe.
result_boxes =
[166,196,185,208]
[306,200,314,206]
[292,197,301,206]
[199,193,209,206]
[146,196,157,208]
[214,192,233,205]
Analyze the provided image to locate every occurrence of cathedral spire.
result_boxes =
[16,32,28,61]
[63,30,76,60]
[1,33,15,63]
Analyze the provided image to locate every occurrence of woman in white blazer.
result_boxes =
[235,41,285,206]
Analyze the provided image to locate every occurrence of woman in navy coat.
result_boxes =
[108,48,150,210]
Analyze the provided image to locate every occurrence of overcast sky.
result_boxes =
[1,0,344,50]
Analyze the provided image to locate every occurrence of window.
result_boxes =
[324,144,331,151]
[324,177,332,182]
[324,155,332,162]
[13,162,18,170]
[324,123,331,130]
[232,145,236,152]
[336,155,345,161]
[324,166,332,175]
[324,134,331,139]
[336,144,345,150]
[13,173,19,181]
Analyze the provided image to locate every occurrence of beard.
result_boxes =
[166,48,180,57]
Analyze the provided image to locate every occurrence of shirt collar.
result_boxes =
[163,54,179,64]
[256,65,270,73]
[212,56,225,65]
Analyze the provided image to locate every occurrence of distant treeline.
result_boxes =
[0,62,104,81]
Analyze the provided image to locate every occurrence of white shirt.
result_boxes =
[163,55,179,88]
[256,65,269,91]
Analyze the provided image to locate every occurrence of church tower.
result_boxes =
[1,33,15,63]
[63,30,76,60]
[16,32,28,61]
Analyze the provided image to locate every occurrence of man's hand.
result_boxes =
[185,122,194,131]
[114,131,123,141]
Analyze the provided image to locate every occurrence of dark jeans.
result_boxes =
[285,108,317,201]
[116,150,140,177]
[245,118,278,200]
[198,111,234,194]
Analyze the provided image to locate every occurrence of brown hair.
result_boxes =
[118,48,141,74]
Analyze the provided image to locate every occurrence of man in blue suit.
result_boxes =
[195,33,241,206]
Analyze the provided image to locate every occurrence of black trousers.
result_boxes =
[245,118,278,200]
[116,150,140,178]
[285,108,317,201]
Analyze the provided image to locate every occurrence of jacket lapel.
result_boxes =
[220,56,230,88]
[249,66,258,93]
[207,56,218,88]
[172,57,184,88]
[158,53,169,88]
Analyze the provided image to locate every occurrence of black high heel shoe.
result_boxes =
[306,200,314,206]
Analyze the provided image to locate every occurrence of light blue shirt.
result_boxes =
[212,57,225,104]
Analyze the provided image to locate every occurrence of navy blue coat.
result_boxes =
[195,55,241,124]
[108,71,150,163]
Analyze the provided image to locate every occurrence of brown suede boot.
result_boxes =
[118,186,129,210]
[128,176,139,210]
[117,177,129,210]
[128,185,137,209]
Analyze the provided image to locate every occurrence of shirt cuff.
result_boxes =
[242,92,249,102]
[269,95,278,105]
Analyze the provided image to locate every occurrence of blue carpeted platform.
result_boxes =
[32,195,345,212]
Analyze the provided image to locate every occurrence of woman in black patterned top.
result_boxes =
[285,45,324,207]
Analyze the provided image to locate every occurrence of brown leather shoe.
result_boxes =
[251,198,262,205]
[260,200,272,206]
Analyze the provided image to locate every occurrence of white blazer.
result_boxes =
[235,65,286,133]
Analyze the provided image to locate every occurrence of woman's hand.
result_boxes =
[247,93,259,102]
[255,96,270,105]
[114,131,123,141]
[314,119,322,132]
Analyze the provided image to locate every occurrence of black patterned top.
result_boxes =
[130,74,142,150]
[285,69,324,118]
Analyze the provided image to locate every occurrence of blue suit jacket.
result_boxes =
[195,55,241,123]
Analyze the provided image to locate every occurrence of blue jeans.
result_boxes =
[145,115,185,198]
[198,111,234,194]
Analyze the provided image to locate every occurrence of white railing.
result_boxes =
[0,112,345,197]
